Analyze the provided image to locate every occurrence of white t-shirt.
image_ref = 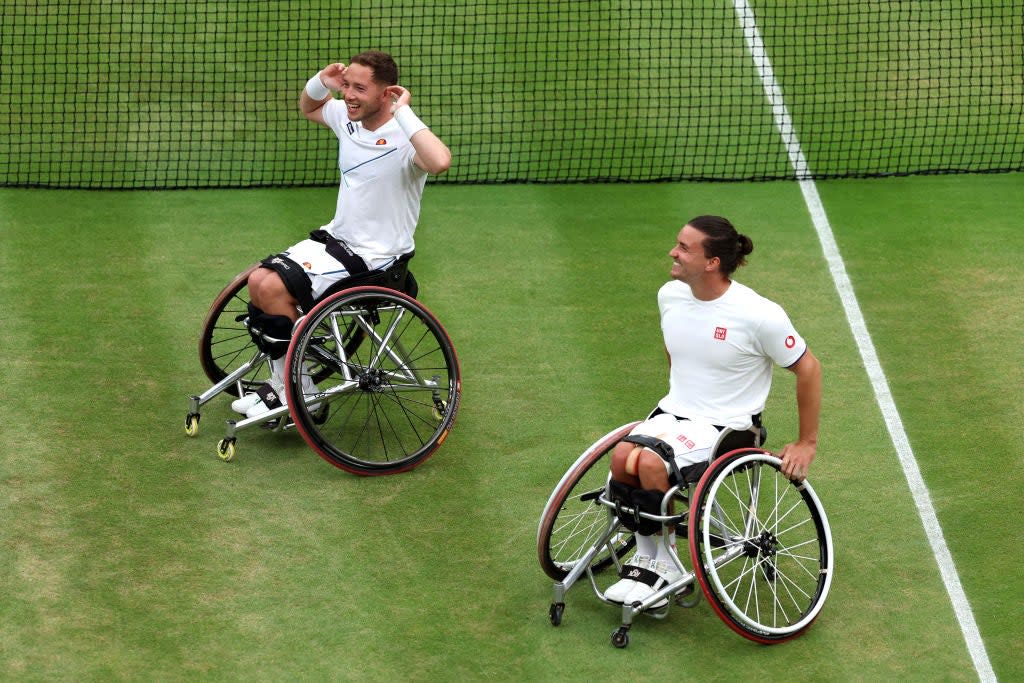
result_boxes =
[656,279,806,429]
[320,98,429,260]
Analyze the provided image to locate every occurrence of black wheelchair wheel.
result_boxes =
[286,287,460,475]
[198,264,267,398]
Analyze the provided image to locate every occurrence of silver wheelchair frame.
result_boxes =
[537,421,833,648]
[185,263,461,475]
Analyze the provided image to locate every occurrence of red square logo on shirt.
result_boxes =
[714,327,727,340]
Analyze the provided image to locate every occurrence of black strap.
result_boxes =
[618,564,662,587]
[622,434,684,487]
[259,254,316,314]
[309,229,369,275]
[255,383,284,410]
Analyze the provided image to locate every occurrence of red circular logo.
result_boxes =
[785,335,796,349]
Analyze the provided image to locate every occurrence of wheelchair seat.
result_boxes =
[316,251,418,302]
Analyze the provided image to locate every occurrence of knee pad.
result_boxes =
[259,254,316,314]
[247,303,293,359]
[608,480,664,536]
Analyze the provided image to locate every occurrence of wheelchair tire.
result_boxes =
[285,287,461,475]
[688,448,834,643]
[536,423,640,581]
[198,263,266,398]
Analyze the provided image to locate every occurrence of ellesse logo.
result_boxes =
[376,138,387,145]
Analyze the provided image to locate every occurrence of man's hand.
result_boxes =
[318,63,347,92]
[779,440,816,482]
[385,85,412,112]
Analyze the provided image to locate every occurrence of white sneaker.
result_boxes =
[244,375,320,419]
[623,557,685,608]
[244,379,287,419]
[230,391,264,415]
[605,554,652,603]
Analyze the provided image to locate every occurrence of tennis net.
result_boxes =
[2,0,1021,188]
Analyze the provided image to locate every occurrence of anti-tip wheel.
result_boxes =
[549,603,564,626]
[675,585,701,609]
[185,414,200,437]
[611,627,630,649]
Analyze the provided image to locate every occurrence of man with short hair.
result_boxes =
[604,215,822,606]
[233,50,451,418]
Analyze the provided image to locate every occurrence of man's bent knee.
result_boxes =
[250,270,298,318]
[636,451,670,491]
[610,442,641,485]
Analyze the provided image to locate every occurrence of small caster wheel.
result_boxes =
[549,602,564,626]
[611,627,630,649]
[185,414,200,437]
[217,438,236,462]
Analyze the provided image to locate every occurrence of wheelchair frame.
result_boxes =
[537,422,833,648]
[185,261,461,475]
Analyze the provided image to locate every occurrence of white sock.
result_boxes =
[270,356,287,384]
[634,533,657,561]
[656,529,677,564]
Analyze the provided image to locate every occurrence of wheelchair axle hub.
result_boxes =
[357,368,387,392]
[745,530,779,559]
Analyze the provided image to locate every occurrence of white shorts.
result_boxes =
[282,238,400,300]
[627,413,723,470]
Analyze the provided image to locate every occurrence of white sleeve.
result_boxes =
[758,301,807,368]
[321,98,347,136]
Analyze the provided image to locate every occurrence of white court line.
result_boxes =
[731,2,996,681]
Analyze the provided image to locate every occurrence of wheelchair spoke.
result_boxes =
[198,265,272,397]
[694,450,833,641]
[537,423,642,581]
[289,288,460,474]
[550,505,609,569]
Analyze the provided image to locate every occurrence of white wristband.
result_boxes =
[393,105,428,138]
[305,71,330,100]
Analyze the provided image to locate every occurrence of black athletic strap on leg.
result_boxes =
[246,303,293,360]
[622,434,685,487]
[259,253,315,314]
[608,480,664,536]
[309,229,369,276]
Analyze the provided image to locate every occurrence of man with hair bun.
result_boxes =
[603,215,822,607]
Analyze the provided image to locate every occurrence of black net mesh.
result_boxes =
[2,0,1022,188]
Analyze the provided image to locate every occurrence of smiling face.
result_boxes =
[669,224,718,284]
[340,62,390,127]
